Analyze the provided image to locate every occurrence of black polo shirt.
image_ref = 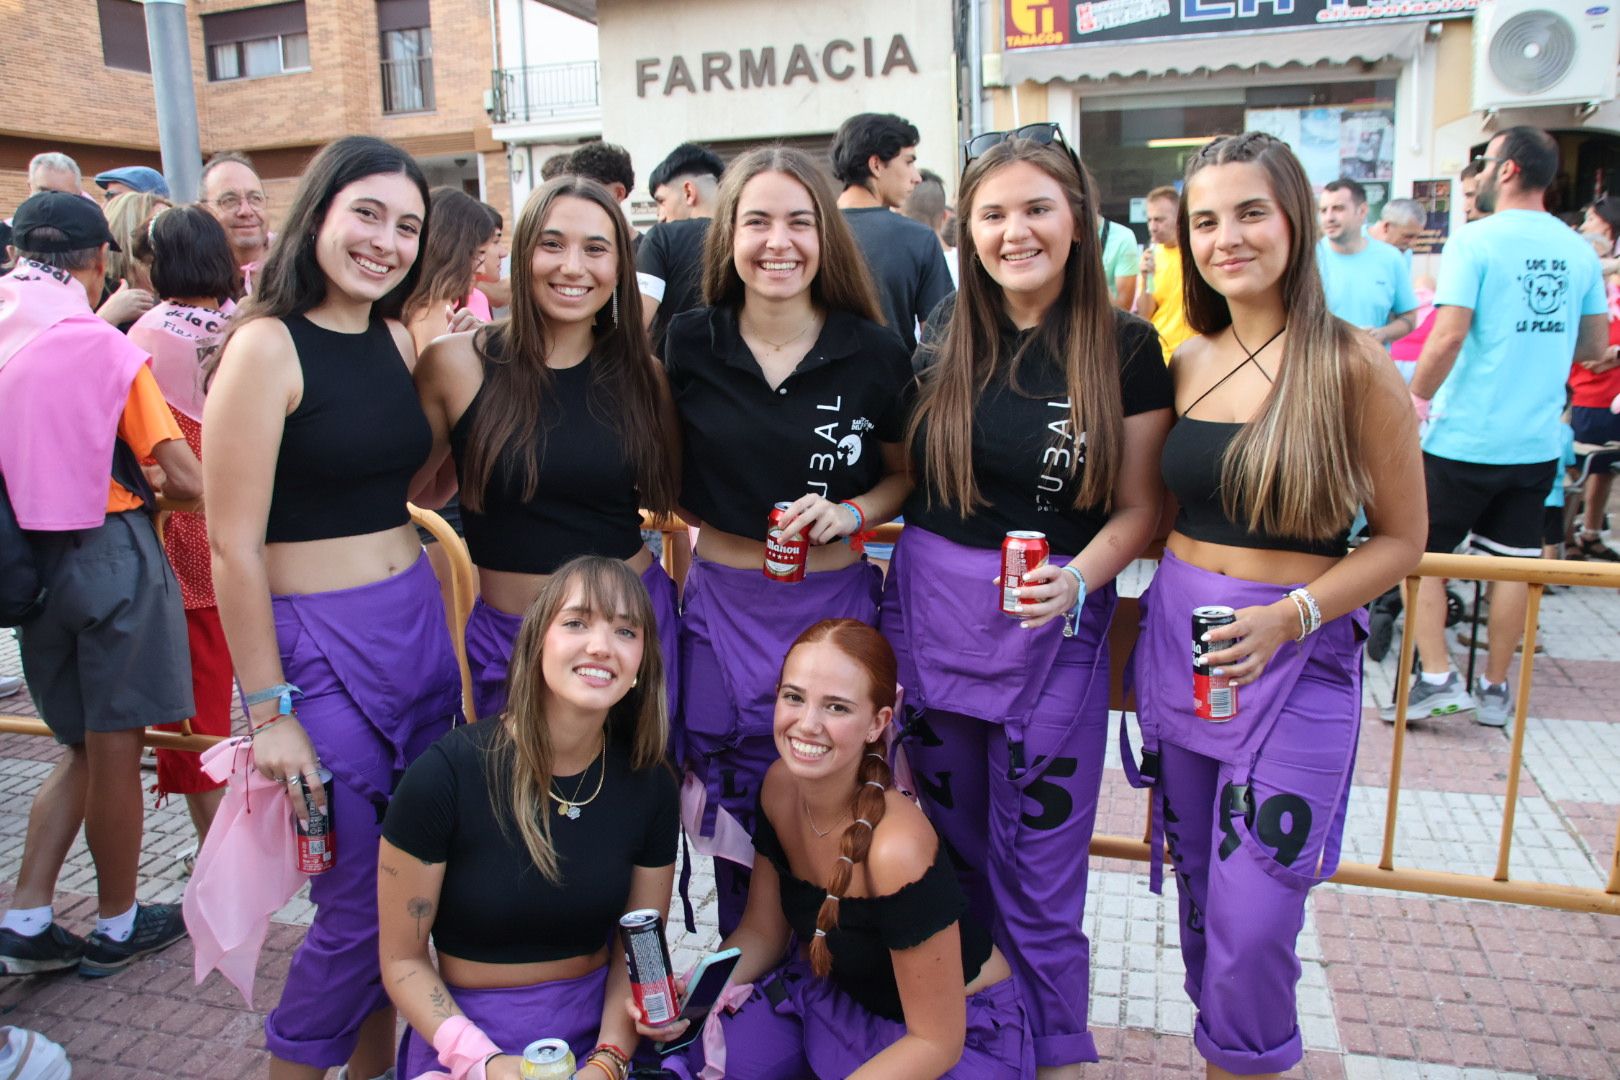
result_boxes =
[903,297,1172,555]
[842,207,955,355]
[665,304,912,540]
[636,217,711,357]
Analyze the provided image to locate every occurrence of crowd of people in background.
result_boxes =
[0,113,1615,1080]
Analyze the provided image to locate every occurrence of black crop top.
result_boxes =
[753,805,991,1024]
[1162,418,1351,557]
[450,357,645,574]
[382,721,679,964]
[664,306,912,541]
[267,315,431,543]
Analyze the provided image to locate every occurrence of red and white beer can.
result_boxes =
[763,501,808,583]
[1192,606,1238,721]
[621,909,680,1026]
[1000,531,1050,616]
[294,767,336,875]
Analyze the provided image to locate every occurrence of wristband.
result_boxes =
[582,1060,617,1080]
[250,711,293,737]
[838,499,865,533]
[1059,563,1087,639]
[431,1015,501,1080]
[1287,587,1322,639]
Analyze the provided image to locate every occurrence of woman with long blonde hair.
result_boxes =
[884,128,1173,1079]
[381,556,678,1080]
[1127,131,1423,1080]
[665,147,913,934]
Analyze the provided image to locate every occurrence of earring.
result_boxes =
[631,676,639,688]
[611,286,620,327]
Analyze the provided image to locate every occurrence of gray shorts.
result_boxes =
[19,511,193,745]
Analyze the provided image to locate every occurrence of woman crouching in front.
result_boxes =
[640,620,1033,1079]
[380,556,678,1080]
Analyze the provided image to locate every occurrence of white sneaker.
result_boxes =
[0,1026,71,1080]
[0,677,23,699]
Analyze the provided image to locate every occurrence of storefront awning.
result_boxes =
[999,23,1428,85]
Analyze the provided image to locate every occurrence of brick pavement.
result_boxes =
[2,552,1619,1077]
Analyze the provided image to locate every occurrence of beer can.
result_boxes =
[1192,606,1238,721]
[1000,531,1050,617]
[519,1039,576,1079]
[621,908,680,1026]
[294,767,336,875]
[763,501,808,583]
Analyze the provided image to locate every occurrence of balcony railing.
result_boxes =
[382,55,435,114]
[492,60,599,124]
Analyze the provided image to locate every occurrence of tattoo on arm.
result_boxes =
[428,983,458,1022]
[380,863,399,878]
[407,896,433,941]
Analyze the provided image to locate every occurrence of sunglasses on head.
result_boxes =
[961,122,1081,174]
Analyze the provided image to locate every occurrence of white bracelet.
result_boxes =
[1060,564,1087,638]
[1287,588,1321,639]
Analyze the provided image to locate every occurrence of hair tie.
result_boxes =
[813,928,827,938]
[864,780,886,791]
[865,751,886,763]
[853,818,874,830]
[836,854,854,866]
[147,208,164,250]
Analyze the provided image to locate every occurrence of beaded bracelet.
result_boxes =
[1287,587,1322,640]
[250,712,294,737]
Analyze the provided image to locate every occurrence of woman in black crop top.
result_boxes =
[633,620,1031,1079]
[1130,133,1423,1080]
[412,176,678,722]
[204,136,462,1080]
[884,131,1172,1078]
[381,557,678,1080]
[663,147,913,937]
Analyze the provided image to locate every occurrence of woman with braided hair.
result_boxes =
[635,620,1033,1079]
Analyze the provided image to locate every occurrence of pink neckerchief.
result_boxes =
[182,738,304,1007]
[129,299,235,422]
[0,259,93,373]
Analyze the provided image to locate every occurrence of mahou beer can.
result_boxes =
[1000,531,1050,616]
[621,909,680,1026]
[763,501,808,583]
[519,1039,575,1079]
[294,767,336,875]
[1192,606,1238,722]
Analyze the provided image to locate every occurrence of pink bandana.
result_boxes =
[129,299,235,422]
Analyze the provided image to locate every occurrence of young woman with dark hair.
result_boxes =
[403,187,499,353]
[639,620,1031,1079]
[664,147,914,934]
[202,135,462,1080]
[382,556,678,1080]
[884,129,1174,1079]
[412,175,679,722]
[128,205,239,850]
[1128,131,1422,1080]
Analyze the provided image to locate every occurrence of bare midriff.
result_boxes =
[438,942,608,990]
[1167,531,1340,588]
[696,524,862,574]
[478,545,655,616]
[264,524,425,595]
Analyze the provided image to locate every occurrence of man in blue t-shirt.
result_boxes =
[1317,178,1418,348]
[1403,127,1608,726]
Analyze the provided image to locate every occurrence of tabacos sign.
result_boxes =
[1004,0,1481,49]
[636,35,919,97]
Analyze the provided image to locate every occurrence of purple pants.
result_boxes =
[263,555,461,1068]
[1129,551,1362,1075]
[664,959,1034,1079]
[880,527,1113,1067]
[464,561,681,722]
[677,556,882,933]
[398,965,609,1078]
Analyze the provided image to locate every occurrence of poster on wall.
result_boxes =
[1410,179,1452,256]
[1243,106,1395,192]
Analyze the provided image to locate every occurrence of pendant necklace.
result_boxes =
[744,314,818,352]
[803,797,849,839]
[549,738,606,820]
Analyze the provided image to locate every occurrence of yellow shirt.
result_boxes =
[1147,243,1195,364]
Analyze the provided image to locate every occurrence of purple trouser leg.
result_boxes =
[397,966,609,1078]
[263,556,461,1068]
[464,561,680,723]
[665,959,1034,1079]
[677,557,881,935]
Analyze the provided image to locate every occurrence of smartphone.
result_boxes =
[654,947,742,1056]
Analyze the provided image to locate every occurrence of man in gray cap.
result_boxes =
[93,166,170,201]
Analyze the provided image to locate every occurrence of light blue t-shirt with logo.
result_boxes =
[1424,210,1606,465]
[1317,236,1418,343]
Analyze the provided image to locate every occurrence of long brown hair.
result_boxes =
[488,556,669,882]
[780,619,898,978]
[700,146,883,324]
[1179,132,1370,539]
[461,176,677,515]
[907,137,1128,513]
[403,187,497,325]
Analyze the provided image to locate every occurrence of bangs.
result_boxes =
[558,559,651,630]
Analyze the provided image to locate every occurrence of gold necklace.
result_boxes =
[743,314,818,351]
[803,797,849,839]
[548,739,605,820]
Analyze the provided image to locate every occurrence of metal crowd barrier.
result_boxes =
[3,516,1619,916]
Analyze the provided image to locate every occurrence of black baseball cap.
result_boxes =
[11,191,120,253]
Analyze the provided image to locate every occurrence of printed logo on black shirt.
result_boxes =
[1035,397,1085,513]
[805,394,873,497]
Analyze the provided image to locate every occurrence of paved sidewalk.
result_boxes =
[3,555,1620,1077]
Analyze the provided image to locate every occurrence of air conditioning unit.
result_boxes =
[1472,0,1620,110]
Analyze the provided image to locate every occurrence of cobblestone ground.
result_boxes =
[3,551,1619,1077]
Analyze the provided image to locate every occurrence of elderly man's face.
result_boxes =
[30,168,80,195]
[203,161,269,262]
[1375,219,1423,251]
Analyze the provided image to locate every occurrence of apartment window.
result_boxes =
[204,2,311,82]
[378,0,434,113]
[98,0,151,73]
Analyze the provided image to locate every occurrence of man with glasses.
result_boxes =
[199,152,269,291]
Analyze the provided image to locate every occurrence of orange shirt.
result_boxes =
[107,365,184,513]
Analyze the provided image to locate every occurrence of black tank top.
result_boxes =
[1162,418,1350,558]
[266,315,430,543]
[450,357,644,574]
